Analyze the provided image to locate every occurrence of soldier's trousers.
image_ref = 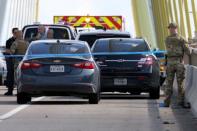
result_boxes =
[165,62,185,104]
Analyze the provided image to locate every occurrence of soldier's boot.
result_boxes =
[4,87,13,96]
[177,96,191,109]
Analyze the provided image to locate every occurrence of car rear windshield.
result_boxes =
[24,27,70,41]
[92,39,150,52]
[78,34,130,47]
[27,43,90,59]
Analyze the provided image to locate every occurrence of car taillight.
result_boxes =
[138,56,154,65]
[73,62,94,69]
[138,76,145,80]
[21,62,42,70]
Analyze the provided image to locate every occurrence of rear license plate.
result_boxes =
[114,78,127,86]
[50,65,65,73]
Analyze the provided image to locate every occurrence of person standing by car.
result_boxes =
[164,23,192,108]
[46,29,54,39]
[4,27,18,96]
[34,25,47,40]
[10,30,29,71]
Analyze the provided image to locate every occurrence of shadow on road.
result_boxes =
[31,100,89,105]
[0,93,155,105]
[101,93,150,100]
[0,101,17,105]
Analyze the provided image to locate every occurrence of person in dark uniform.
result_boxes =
[4,27,18,96]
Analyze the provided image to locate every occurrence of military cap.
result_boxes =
[168,22,177,28]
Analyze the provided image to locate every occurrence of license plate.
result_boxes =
[50,65,65,72]
[114,78,127,86]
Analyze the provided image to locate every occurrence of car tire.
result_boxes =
[17,93,31,104]
[89,93,100,104]
[149,86,160,99]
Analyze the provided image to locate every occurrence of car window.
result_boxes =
[92,40,149,52]
[78,34,130,47]
[24,28,37,41]
[49,28,69,39]
[92,40,109,52]
[27,43,90,59]
[24,27,70,41]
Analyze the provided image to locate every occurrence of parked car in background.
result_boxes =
[16,40,100,104]
[76,30,131,47]
[91,38,160,99]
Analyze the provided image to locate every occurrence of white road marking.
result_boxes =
[0,97,45,121]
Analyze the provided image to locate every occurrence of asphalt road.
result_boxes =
[0,87,197,131]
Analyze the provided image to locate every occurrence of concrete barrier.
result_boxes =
[184,65,197,116]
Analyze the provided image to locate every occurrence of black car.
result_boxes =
[76,31,131,47]
[91,38,160,99]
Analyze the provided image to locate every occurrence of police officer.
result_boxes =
[10,30,28,70]
[164,23,191,107]
[4,28,18,95]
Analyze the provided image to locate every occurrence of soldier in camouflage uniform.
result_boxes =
[164,23,191,107]
[10,30,29,70]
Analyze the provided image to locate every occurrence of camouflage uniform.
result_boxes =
[164,33,191,106]
[10,39,28,69]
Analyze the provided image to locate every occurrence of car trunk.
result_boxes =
[94,54,152,76]
[21,57,91,76]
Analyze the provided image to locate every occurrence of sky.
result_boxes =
[38,0,135,36]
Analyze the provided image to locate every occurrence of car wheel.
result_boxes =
[17,93,31,104]
[0,75,2,85]
[89,93,100,104]
[149,86,160,99]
